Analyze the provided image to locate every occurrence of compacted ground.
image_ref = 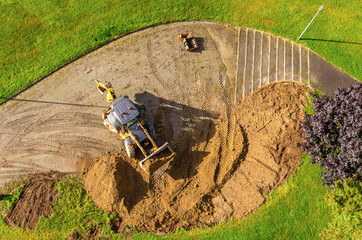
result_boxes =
[0,21,236,187]
[0,21,312,234]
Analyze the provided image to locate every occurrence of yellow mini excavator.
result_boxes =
[95,79,172,171]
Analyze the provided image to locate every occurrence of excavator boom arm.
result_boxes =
[95,79,117,103]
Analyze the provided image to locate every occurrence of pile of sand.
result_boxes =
[84,153,149,215]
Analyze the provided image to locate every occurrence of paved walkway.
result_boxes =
[235,28,359,101]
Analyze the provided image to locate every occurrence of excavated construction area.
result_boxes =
[0,22,312,233]
[84,82,310,233]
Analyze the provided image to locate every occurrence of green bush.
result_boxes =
[320,178,362,240]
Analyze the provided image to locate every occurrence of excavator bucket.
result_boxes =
[97,85,107,94]
[139,142,173,172]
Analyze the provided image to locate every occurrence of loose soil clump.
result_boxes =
[84,82,311,234]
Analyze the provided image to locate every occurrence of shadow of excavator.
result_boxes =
[134,91,219,181]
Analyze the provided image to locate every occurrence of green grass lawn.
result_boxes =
[0,175,117,240]
[0,0,356,239]
[0,157,333,239]
[0,0,361,101]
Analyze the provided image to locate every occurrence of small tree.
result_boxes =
[302,84,361,188]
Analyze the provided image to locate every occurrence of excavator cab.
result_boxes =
[95,79,172,171]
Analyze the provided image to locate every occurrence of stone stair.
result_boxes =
[235,28,311,101]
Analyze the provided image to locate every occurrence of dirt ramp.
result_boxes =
[214,81,311,220]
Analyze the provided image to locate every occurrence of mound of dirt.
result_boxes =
[84,153,149,214]
[212,81,310,221]
[84,82,310,234]
[4,172,65,229]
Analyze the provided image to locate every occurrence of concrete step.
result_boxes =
[235,28,314,101]
[292,42,300,82]
[268,35,277,84]
[277,38,284,81]
[253,30,262,91]
[261,32,269,86]
[284,40,293,80]
[244,28,254,95]
[235,28,246,101]
[301,46,309,85]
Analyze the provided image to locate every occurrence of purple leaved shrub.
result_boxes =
[302,84,362,188]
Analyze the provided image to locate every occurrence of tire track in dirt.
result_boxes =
[0,107,117,186]
[1,22,239,189]
[144,31,235,222]
[146,38,180,191]
[2,111,110,154]
[147,37,203,205]
[194,70,215,153]
[172,52,209,179]
[38,112,102,128]
[146,39,176,144]
[214,69,238,186]
[0,108,51,164]
[146,32,248,223]
[164,55,213,212]
[215,83,310,219]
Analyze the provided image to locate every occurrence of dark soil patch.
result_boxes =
[66,225,104,240]
[4,172,65,229]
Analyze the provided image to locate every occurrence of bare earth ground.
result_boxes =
[84,82,310,234]
[0,21,312,234]
[0,21,236,186]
